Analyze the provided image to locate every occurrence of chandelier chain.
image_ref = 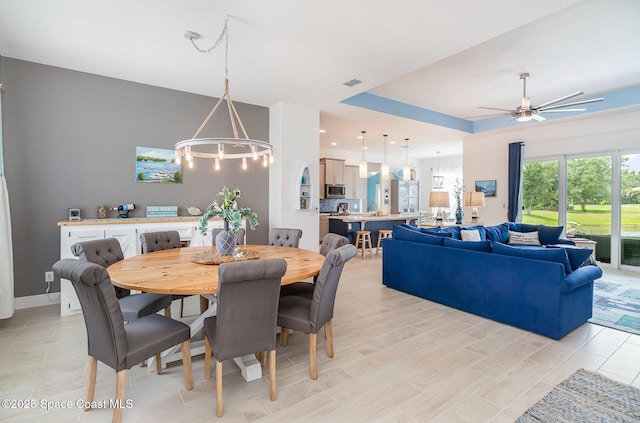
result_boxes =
[189,15,230,78]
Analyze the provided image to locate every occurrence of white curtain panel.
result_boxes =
[0,174,13,319]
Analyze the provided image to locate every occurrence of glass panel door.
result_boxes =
[567,156,612,263]
[522,160,559,226]
[621,153,640,268]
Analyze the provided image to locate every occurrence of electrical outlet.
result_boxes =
[45,271,54,283]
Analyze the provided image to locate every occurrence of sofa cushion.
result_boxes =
[420,227,453,237]
[442,226,462,240]
[538,225,564,245]
[443,237,492,252]
[485,223,510,243]
[462,225,487,240]
[508,230,541,246]
[461,229,482,241]
[548,245,594,270]
[392,225,444,246]
[493,242,572,274]
[400,223,421,232]
[507,222,539,233]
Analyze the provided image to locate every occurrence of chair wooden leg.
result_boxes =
[269,349,276,401]
[281,327,289,346]
[204,336,212,379]
[164,305,171,318]
[309,333,317,380]
[85,356,97,411]
[325,319,334,358]
[256,351,266,366]
[155,353,162,374]
[113,370,126,423]
[181,340,193,390]
[216,360,223,417]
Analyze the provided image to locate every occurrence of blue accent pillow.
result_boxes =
[485,223,509,243]
[493,242,572,274]
[392,225,444,246]
[442,226,461,240]
[400,223,421,232]
[507,222,539,233]
[420,227,453,237]
[461,225,487,240]
[443,237,492,252]
[547,245,593,270]
[538,225,563,245]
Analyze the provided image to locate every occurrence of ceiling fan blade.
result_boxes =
[477,106,513,112]
[538,97,604,111]
[534,91,584,109]
[539,108,587,113]
[466,113,511,119]
[532,114,546,121]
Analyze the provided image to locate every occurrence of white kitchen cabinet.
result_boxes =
[344,165,358,199]
[321,158,345,185]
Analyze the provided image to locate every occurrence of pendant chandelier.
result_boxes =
[175,16,274,171]
[402,138,411,181]
[433,151,444,189]
[380,134,390,180]
[359,130,368,178]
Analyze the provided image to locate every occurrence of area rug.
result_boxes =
[515,369,640,422]
[590,276,640,336]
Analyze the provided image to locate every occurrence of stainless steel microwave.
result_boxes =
[325,184,346,198]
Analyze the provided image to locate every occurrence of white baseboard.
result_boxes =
[14,293,61,310]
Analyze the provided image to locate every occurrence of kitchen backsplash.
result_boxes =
[319,198,363,213]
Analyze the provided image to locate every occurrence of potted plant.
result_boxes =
[453,179,465,224]
[198,187,259,255]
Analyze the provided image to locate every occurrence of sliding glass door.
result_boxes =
[621,154,640,267]
[523,152,639,270]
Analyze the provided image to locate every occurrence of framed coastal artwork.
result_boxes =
[475,180,496,197]
[135,146,182,183]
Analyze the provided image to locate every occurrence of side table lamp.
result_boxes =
[465,191,485,222]
[429,191,450,223]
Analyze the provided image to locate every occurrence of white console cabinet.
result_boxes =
[58,217,235,316]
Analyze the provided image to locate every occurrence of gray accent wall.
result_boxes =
[1,57,270,298]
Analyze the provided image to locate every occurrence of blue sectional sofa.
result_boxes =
[381,223,603,339]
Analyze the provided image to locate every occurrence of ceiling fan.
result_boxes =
[476,72,604,122]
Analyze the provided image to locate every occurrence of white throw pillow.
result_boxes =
[461,229,481,242]
[508,230,541,246]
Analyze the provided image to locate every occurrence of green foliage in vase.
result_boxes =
[198,187,259,235]
[453,179,465,213]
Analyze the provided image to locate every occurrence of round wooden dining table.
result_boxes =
[107,245,325,295]
[107,245,325,382]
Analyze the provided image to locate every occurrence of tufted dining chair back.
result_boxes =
[269,228,303,248]
[140,230,182,253]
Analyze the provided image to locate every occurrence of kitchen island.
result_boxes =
[328,214,420,246]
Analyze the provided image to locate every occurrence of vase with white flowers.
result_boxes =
[198,187,259,255]
[453,179,465,224]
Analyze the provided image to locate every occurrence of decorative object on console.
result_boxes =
[175,16,274,171]
[199,187,259,255]
[187,207,202,216]
[68,208,81,221]
[429,191,450,222]
[97,205,107,219]
[453,179,465,224]
[112,204,135,218]
[465,191,485,222]
[359,131,367,178]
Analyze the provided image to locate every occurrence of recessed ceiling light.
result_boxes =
[330,142,337,146]
[362,147,368,150]
[319,129,326,133]
[389,141,396,144]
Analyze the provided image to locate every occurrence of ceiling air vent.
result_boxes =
[343,78,362,87]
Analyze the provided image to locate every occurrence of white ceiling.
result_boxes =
[1,0,639,160]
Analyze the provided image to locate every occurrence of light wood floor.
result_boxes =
[2,254,640,422]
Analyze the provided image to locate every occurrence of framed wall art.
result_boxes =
[475,180,496,197]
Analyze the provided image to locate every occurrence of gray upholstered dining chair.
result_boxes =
[269,228,303,247]
[140,231,189,317]
[278,244,357,380]
[203,258,287,417]
[52,258,193,423]
[280,233,350,297]
[210,227,246,245]
[71,238,173,321]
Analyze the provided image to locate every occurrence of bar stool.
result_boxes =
[376,229,393,255]
[355,230,373,259]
